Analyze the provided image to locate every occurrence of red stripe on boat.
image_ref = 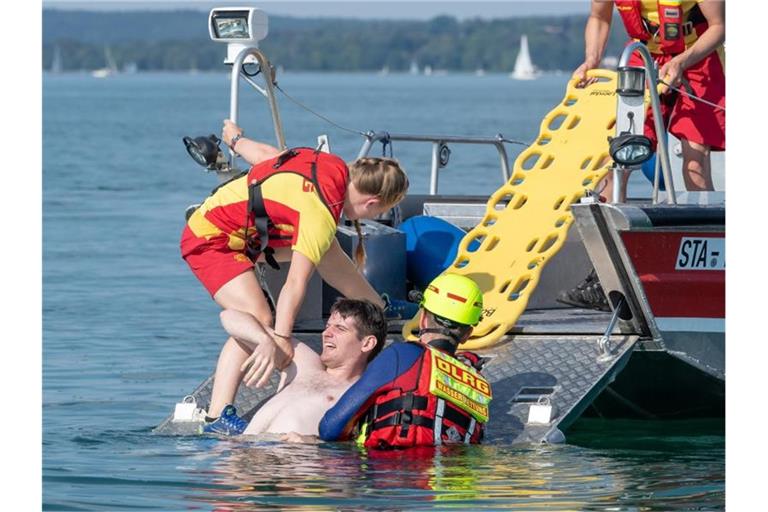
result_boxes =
[620,231,724,319]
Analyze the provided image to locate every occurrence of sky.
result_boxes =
[42,0,590,20]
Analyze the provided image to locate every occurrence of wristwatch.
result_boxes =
[229,133,244,152]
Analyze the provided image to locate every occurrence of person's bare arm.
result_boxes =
[220,309,291,388]
[316,238,385,308]
[658,0,725,92]
[221,119,282,166]
[573,1,615,84]
[272,250,317,344]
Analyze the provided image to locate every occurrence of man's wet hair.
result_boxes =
[330,298,387,361]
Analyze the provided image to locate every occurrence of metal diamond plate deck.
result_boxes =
[155,326,637,444]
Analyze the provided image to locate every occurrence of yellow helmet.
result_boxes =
[421,274,483,326]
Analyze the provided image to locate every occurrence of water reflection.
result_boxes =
[187,439,722,510]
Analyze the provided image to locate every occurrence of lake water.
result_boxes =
[43,72,724,510]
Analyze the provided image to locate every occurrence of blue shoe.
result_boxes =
[200,405,247,435]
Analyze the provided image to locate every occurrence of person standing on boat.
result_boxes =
[319,274,492,449]
[574,0,725,193]
[181,119,409,434]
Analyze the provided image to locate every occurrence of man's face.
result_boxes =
[320,311,368,367]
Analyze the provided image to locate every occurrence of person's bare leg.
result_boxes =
[207,270,273,418]
[681,140,714,191]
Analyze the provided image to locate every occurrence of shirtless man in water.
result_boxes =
[219,298,387,437]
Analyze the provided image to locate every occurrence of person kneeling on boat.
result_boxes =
[319,274,492,449]
[213,298,387,439]
[181,120,408,435]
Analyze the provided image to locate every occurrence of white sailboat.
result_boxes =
[92,46,119,78]
[51,45,63,73]
[510,35,538,80]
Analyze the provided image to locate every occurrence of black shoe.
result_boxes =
[557,269,610,312]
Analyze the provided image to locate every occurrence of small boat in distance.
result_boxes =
[92,46,119,78]
[510,34,538,80]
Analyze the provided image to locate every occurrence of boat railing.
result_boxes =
[356,131,514,195]
[615,42,677,205]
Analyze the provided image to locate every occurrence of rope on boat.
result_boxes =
[273,83,369,137]
[274,82,531,148]
[657,79,726,111]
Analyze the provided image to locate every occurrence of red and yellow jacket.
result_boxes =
[186,148,348,265]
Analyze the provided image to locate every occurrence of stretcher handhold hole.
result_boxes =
[482,215,497,227]
[582,177,594,187]
[537,234,559,254]
[607,119,616,131]
[553,196,566,210]
[537,136,552,146]
[467,234,486,252]
[526,238,539,253]
[511,195,528,210]
[508,278,531,301]
[493,192,514,210]
[548,113,567,131]
[499,280,511,294]
[566,116,581,130]
[563,96,578,107]
[454,258,470,269]
[581,157,593,170]
[554,216,568,228]
[540,155,555,170]
[521,152,541,171]
[484,236,500,251]
[527,259,540,270]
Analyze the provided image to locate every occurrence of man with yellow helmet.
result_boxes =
[319,274,492,449]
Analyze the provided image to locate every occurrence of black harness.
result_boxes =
[243,148,331,270]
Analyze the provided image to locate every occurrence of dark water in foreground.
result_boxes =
[43,72,724,510]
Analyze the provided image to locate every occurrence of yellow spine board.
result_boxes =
[403,70,618,349]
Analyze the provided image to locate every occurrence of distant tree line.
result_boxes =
[42,9,629,73]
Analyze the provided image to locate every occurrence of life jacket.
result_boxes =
[242,147,347,269]
[615,0,708,55]
[356,342,492,449]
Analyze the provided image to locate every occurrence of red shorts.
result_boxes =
[630,51,725,151]
[180,225,254,297]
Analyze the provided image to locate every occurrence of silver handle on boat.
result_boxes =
[229,47,287,152]
[618,42,677,205]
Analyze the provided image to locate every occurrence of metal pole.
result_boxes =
[356,131,376,159]
[430,141,441,195]
[494,138,511,183]
[618,42,676,205]
[229,47,287,151]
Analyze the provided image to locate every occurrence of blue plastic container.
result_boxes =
[399,215,478,289]
[640,153,666,191]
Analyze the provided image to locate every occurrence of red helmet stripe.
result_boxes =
[446,292,468,303]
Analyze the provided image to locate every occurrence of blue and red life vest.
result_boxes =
[355,343,492,449]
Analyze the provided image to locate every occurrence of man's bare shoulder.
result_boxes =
[288,339,325,377]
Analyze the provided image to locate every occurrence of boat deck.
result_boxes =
[155,306,637,444]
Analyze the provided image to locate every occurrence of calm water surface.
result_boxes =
[43,72,724,510]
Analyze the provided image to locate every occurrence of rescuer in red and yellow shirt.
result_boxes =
[181,119,409,433]
[573,0,725,193]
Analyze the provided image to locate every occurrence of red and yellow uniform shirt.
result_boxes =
[181,149,348,295]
